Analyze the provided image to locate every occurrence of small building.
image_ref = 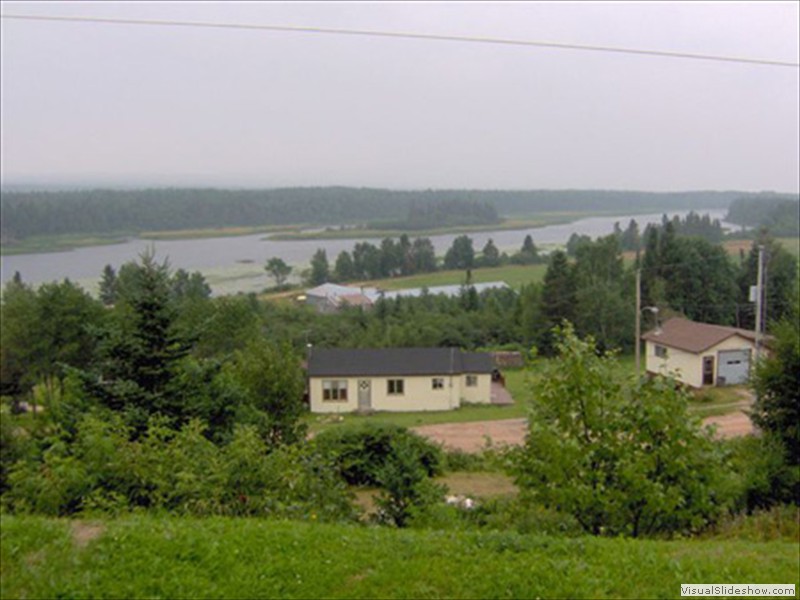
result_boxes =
[642,317,760,387]
[307,347,494,413]
[304,281,511,313]
[304,283,381,313]
[381,281,510,300]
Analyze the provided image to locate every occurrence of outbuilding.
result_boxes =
[642,317,760,388]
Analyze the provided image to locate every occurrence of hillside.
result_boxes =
[2,515,798,599]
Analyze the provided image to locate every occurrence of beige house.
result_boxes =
[642,318,759,388]
[307,348,494,413]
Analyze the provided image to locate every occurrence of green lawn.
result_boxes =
[776,237,800,258]
[306,369,531,434]
[2,515,797,599]
[358,264,548,291]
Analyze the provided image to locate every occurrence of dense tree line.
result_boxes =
[300,234,542,287]
[568,212,727,257]
[373,199,500,230]
[1,187,760,241]
[2,246,798,530]
[726,195,800,237]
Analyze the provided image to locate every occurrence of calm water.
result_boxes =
[0,209,732,293]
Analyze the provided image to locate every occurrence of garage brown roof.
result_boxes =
[642,317,757,354]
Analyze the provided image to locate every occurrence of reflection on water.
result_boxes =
[0,209,732,294]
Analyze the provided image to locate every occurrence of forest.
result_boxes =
[726,196,800,237]
[0,187,775,242]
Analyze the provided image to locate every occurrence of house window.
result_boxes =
[466,375,478,387]
[432,377,444,390]
[322,380,348,402]
[387,379,404,395]
[654,345,668,359]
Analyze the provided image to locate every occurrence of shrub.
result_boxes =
[2,414,355,522]
[313,422,444,486]
[373,435,446,528]
[515,324,734,538]
[725,434,799,513]
[462,496,583,536]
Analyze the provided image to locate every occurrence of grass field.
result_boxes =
[2,514,797,599]
[139,224,301,240]
[776,237,800,258]
[355,263,549,291]
[267,213,589,241]
[0,233,131,256]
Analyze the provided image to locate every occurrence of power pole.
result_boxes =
[635,268,641,375]
[754,245,765,362]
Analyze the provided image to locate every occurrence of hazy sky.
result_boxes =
[1,1,798,192]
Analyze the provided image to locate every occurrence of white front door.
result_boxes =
[358,379,372,410]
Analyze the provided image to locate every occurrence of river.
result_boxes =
[0,209,733,295]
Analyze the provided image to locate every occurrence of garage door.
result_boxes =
[717,349,751,385]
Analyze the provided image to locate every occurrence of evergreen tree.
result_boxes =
[411,238,437,273]
[480,239,501,267]
[736,233,798,329]
[539,251,577,353]
[86,252,194,436]
[99,264,118,306]
[308,249,330,286]
[333,251,356,282]
[513,234,540,264]
[443,235,475,270]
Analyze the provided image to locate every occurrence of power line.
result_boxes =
[2,13,799,69]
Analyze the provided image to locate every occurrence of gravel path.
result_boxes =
[413,406,755,452]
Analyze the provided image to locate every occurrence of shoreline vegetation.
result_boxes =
[0,208,704,256]
[0,211,620,256]
[264,211,630,241]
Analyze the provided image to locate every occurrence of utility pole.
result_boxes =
[754,245,764,362]
[635,268,641,375]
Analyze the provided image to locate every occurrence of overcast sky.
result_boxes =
[1,1,798,192]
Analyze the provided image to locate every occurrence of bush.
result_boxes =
[515,325,734,538]
[313,422,444,486]
[2,414,355,522]
[725,435,800,513]
[462,496,583,536]
[373,435,446,528]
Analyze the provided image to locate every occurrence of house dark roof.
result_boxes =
[307,348,493,377]
[642,317,758,354]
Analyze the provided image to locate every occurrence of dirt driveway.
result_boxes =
[413,409,755,453]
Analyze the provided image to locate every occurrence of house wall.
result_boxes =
[309,377,359,413]
[309,374,466,413]
[460,373,492,404]
[645,334,757,388]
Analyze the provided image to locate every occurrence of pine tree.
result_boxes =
[99,264,118,306]
[88,252,194,436]
[540,251,577,353]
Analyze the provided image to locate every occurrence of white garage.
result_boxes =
[643,318,761,388]
[717,349,752,385]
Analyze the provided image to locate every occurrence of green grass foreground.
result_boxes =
[2,515,797,600]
